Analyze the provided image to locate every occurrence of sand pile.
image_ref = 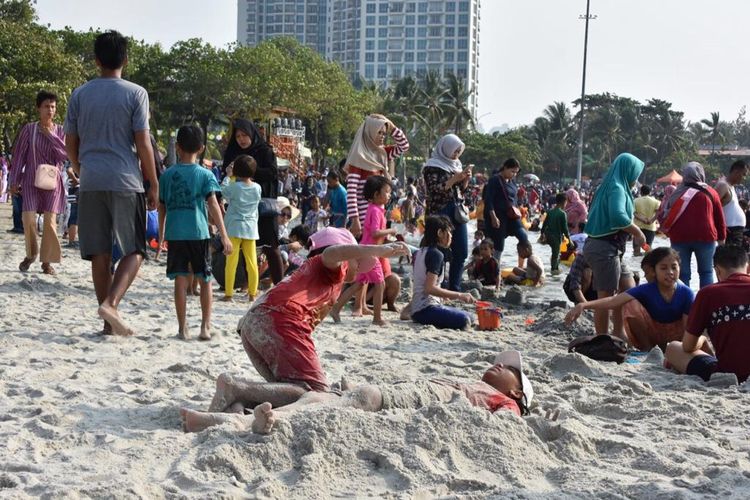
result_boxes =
[1,205,750,498]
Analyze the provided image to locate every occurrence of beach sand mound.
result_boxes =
[1,210,749,498]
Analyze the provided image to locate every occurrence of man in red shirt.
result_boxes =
[180,351,534,433]
[665,245,750,382]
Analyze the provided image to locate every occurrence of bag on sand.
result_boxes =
[567,334,628,364]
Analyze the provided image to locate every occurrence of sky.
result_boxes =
[35,0,750,133]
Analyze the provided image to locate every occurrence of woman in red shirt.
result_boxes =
[660,162,726,288]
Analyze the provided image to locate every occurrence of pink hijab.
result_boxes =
[565,188,588,234]
[657,184,677,223]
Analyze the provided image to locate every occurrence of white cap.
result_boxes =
[494,350,534,412]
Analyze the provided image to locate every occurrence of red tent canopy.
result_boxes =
[656,170,682,185]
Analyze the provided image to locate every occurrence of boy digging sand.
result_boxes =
[181,350,534,433]
[157,125,233,340]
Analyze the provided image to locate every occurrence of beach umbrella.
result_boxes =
[656,170,682,185]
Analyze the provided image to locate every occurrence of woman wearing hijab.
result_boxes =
[483,158,529,264]
[565,188,588,234]
[656,184,676,223]
[422,134,470,291]
[344,114,409,238]
[583,153,646,338]
[222,119,284,284]
[659,162,726,288]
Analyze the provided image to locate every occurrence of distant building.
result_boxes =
[237,0,327,55]
[238,0,481,117]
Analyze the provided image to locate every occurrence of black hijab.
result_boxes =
[222,119,278,198]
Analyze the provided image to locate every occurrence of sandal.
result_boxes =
[19,258,33,272]
[41,263,57,275]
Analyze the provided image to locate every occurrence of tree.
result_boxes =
[0,0,84,151]
[701,111,723,156]
[442,73,475,136]
[462,131,541,175]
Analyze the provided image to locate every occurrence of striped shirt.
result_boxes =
[346,127,409,224]
[9,122,67,214]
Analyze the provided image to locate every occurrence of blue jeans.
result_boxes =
[438,202,469,291]
[11,194,23,232]
[412,305,470,330]
[671,241,716,288]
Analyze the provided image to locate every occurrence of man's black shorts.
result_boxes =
[166,239,212,281]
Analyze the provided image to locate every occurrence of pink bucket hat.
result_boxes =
[308,227,378,274]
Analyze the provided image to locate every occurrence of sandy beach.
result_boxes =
[2,202,750,499]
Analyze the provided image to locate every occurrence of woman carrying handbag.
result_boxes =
[422,134,471,292]
[8,91,68,275]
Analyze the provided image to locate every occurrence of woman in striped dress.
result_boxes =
[344,114,409,238]
[8,91,68,275]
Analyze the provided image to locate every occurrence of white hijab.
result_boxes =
[423,134,465,174]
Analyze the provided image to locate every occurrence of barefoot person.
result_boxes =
[237,227,408,393]
[180,350,533,433]
[156,125,233,340]
[64,31,158,335]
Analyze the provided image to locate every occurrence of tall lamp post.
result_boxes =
[576,1,597,186]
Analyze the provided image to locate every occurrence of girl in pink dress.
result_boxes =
[331,176,396,325]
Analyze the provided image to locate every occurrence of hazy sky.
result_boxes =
[36,0,749,132]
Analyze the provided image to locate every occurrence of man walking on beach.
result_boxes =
[65,31,158,335]
[714,160,747,249]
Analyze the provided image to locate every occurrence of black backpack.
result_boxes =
[567,334,628,364]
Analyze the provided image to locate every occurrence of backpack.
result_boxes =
[567,334,628,364]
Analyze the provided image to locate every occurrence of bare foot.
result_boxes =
[199,325,211,341]
[351,309,364,317]
[208,373,236,412]
[362,307,374,316]
[220,296,233,302]
[248,295,256,303]
[97,304,134,336]
[340,375,353,391]
[372,318,388,326]
[386,303,399,312]
[100,320,113,336]
[251,402,276,434]
[180,408,242,433]
[330,308,342,323]
[178,328,190,340]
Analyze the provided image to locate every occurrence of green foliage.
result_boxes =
[462,131,541,175]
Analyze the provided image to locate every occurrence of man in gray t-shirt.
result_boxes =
[64,30,158,337]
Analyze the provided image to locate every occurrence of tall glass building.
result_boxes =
[238,0,481,116]
[237,0,327,55]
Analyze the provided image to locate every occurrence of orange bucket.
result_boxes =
[476,301,502,330]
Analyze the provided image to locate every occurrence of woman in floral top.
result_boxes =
[422,134,470,291]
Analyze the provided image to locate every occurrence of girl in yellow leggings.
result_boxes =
[221,155,261,301]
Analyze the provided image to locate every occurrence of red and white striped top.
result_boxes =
[346,127,409,224]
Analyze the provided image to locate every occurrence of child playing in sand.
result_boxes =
[665,245,750,382]
[180,350,533,433]
[565,247,694,351]
[237,227,408,393]
[331,176,397,325]
[469,239,500,287]
[157,125,233,340]
[504,241,545,286]
[404,215,475,329]
[541,193,570,275]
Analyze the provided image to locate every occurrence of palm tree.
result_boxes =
[442,73,475,136]
[701,111,723,156]
[415,71,449,155]
[543,101,573,134]
[687,122,708,149]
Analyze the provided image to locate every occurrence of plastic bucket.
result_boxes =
[476,301,502,330]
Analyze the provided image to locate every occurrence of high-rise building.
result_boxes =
[238,0,481,116]
[237,0,327,55]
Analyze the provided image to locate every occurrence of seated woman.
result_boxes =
[406,215,476,329]
[565,247,694,351]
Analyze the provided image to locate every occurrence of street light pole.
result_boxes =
[576,0,596,186]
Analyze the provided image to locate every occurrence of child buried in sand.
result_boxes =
[217,227,408,402]
[181,350,534,433]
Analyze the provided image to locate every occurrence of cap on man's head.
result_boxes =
[494,350,534,413]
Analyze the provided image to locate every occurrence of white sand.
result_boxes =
[2,205,750,498]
